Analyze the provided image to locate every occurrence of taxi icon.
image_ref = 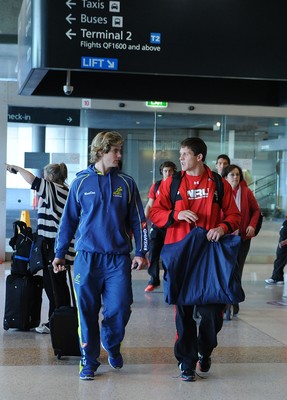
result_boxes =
[110,2,120,12]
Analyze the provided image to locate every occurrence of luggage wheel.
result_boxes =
[54,350,62,360]
[3,321,9,331]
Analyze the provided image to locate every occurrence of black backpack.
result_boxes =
[170,170,224,207]
[9,220,34,275]
[153,179,162,196]
[254,212,264,236]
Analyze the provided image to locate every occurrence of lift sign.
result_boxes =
[81,57,118,70]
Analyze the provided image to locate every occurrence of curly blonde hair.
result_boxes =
[89,131,124,163]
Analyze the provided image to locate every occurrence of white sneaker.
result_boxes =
[265,278,284,285]
[35,323,50,334]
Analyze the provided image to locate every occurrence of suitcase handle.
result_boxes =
[48,264,77,309]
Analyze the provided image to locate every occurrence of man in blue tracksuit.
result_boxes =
[52,131,149,380]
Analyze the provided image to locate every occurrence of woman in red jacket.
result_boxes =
[222,164,261,314]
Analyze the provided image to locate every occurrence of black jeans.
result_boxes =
[233,238,251,314]
[147,225,166,286]
[271,219,287,281]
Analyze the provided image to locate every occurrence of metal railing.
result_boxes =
[248,172,278,216]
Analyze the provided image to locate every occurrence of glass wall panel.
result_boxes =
[6,109,287,263]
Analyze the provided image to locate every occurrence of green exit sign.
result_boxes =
[146,101,168,108]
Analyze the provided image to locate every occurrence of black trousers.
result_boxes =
[232,238,251,314]
[40,237,70,321]
[174,304,225,370]
[237,238,251,279]
[271,219,287,281]
[147,226,166,285]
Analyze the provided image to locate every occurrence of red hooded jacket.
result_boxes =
[150,165,241,244]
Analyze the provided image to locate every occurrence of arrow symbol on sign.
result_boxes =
[66,29,76,40]
[107,60,115,69]
[66,14,76,24]
[66,0,76,9]
[67,117,73,123]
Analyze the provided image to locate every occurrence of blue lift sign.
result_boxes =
[81,57,118,70]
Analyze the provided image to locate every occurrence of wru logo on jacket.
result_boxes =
[161,227,245,305]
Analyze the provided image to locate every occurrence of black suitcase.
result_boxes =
[3,274,43,331]
[49,265,81,359]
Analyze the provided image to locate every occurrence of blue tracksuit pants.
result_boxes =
[73,251,133,368]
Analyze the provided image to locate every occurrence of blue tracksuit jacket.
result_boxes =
[55,165,148,258]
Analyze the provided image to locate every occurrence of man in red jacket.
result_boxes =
[150,137,241,382]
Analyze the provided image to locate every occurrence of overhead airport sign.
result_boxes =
[18,0,167,90]
[8,106,80,126]
[18,0,287,95]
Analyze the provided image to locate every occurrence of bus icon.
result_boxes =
[112,16,123,27]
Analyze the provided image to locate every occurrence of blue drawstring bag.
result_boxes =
[161,227,245,305]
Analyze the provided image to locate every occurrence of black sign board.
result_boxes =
[19,0,287,77]
[8,106,80,126]
[17,0,287,101]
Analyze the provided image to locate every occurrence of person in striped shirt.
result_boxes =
[6,162,74,334]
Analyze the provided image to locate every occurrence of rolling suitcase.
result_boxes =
[49,265,81,359]
[3,274,43,331]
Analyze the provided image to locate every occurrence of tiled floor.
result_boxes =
[0,260,286,400]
